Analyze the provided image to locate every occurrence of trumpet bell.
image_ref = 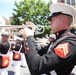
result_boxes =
[34,25,45,35]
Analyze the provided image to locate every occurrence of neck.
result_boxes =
[55,29,70,39]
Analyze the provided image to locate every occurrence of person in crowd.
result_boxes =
[0,15,10,75]
[11,38,28,75]
[0,31,10,75]
[48,34,56,44]
[36,35,55,56]
[15,39,27,68]
[36,34,56,75]
[20,3,76,75]
[11,39,22,75]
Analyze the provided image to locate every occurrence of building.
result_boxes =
[58,0,76,6]
[3,16,11,25]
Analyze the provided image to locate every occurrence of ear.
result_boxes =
[61,16,67,24]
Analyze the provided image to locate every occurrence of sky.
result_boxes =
[0,0,57,20]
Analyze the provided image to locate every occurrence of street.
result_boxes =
[8,61,30,75]
[8,61,76,75]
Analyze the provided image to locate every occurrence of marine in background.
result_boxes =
[0,15,10,75]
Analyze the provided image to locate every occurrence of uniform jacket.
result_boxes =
[11,41,24,53]
[0,42,10,54]
[24,30,76,75]
[0,37,10,54]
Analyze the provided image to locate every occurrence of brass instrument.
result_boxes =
[0,25,45,35]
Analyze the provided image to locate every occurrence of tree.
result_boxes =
[70,27,76,35]
[11,0,52,25]
[34,26,51,38]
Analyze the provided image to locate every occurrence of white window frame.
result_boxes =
[65,0,76,6]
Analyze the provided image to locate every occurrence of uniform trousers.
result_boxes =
[13,60,20,75]
[20,53,27,67]
[0,68,8,75]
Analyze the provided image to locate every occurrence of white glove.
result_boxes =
[20,27,34,38]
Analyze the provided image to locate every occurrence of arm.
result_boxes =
[23,36,65,75]
[36,43,50,56]
[19,24,62,74]
[19,22,74,75]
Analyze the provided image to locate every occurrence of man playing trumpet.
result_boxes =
[20,3,76,75]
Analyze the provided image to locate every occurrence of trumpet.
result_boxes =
[0,25,46,35]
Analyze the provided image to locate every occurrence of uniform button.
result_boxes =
[26,43,28,45]
[27,48,29,50]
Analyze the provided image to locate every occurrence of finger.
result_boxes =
[26,21,31,25]
[19,29,23,34]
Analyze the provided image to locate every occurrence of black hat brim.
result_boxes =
[48,12,63,21]
[48,12,72,21]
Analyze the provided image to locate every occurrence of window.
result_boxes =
[71,0,75,6]
[66,0,75,6]
[66,0,70,5]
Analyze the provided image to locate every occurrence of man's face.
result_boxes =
[2,35,9,42]
[50,15,63,33]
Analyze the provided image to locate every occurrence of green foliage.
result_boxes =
[34,26,52,38]
[11,0,52,25]
[70,28,76,34]
[11,0,52,37]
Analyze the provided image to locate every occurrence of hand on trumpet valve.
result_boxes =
[20,22,36,38]
[22,21,37,31]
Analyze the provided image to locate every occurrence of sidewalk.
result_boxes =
[8,61,76,75]
[8,61,30,75]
